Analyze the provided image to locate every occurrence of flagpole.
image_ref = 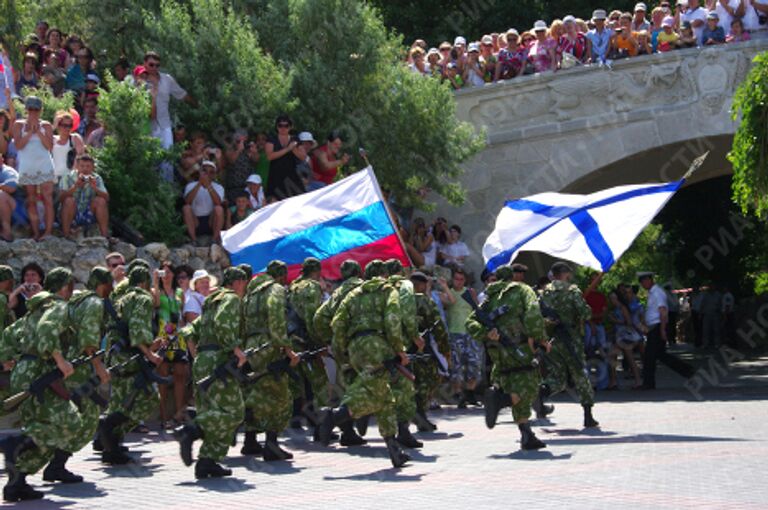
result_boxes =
[365,163,415,269]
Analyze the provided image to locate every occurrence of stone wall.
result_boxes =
[0,237,231,285]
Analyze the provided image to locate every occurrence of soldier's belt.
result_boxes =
[20,354,40,362]
[499,365,537,374]
[197,345,221,352]
[351,329,383,340]
[248,329,269,336]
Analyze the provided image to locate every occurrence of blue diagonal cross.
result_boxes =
[487,181,684,272]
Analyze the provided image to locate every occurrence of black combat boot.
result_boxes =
[583,405,599,428]
[533,383,555,419]
[518,422,546,450]
[93,419,128,453]
[263,431,293,461]
[1,434,37,466]
[43,449,83,483]
[318,404,351,446]
[396,421,423,448]
[3,472,43,502]
[339,421,367,446]
[484,386,503,429]
[195,457,232,479]
[100,412,133,465]
[173,423,203,466]
[240,431,262,455]
[384,436,410,468]
[354,415,370,436]
[412,397,437,432]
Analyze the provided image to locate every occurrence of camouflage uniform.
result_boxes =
[61,268,111,454]
[288,259,329,409]
[413,292,449,415]
[242,273,292,434]
[466,281,545,423]
[104,268,159,442]
[387,273,418,423]
[12,270,82,476]
[331,277,403,438]
[0,266,19,411]
[192,287,246,461]
[539,279,594,406]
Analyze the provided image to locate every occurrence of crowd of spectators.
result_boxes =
[407,0,767,87]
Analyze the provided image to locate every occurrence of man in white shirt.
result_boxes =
[681,0,709,44]
[182,160,224,244]
[439,224,471,266]
[143,51,194,149]
[639,272,695,389]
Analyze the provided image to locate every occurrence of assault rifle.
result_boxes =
[243,347,329,386]
[196,343,270,393]
[461,290,527,360]
[4,349,105,412]
[412,319,450,374]
[539,301,584,371]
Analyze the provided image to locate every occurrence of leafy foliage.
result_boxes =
[729,51,768,218]
[94,78,184,244]
[13,86,75,123]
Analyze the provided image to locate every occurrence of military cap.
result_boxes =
[637,271,655,281]
[385,258,403,276]
[410,271,429,283]
[128,265,151,286]
[237,263,253,280]
[340,259,362,280]
[126,258,150,274]
[222,267,247,286]
[302,257,322,275]
[267,260,287,278]
[512,263,528,273]
[495,265,515,281]
[364,259,386,279]
[0,265,13,283]
[550,261,573,276]
[44,267,73,293]
[86,266,112,290]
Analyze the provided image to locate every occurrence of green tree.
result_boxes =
[95,77,183,244]
[13,85,75,123]
[729,51,768,219]
[256,0,484,208]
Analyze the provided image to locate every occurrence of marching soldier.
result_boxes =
[98,264,163,464]
[409,271,450,432]
[384,258,424,449]
[288,257,330,438]
[539,262,599,428]
[175,267,249,478]
[55,267,112,477]
[240,260,299,461]
[319,259,411,468]
[3,268,80,502]
[465,272,549,450]
[313,259,366,446]
[0,266,17,407]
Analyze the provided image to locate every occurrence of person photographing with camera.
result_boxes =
[59,153,110,238]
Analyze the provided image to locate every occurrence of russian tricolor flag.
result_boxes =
[221,167,410,281]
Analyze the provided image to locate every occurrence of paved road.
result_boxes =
[2,351,767,509]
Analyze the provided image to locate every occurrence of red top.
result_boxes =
[311,145,338,185]
[584,290,608,322]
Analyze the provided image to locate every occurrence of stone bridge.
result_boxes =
[435,40,768,275]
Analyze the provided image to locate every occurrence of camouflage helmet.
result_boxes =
[301,257,322,276]
[364,259,386,279]
[495,265,515,281]
[126,258,150,274]
[237,263,253,280]
[44,267,73,293]
[0,265,14,283]
[128,265,151,286]
[385,258,403,276]
[222,266,247,286]
[266,260,287,279]
[86,266,112,290]
[550,261,573,277]
[340,259,362,280]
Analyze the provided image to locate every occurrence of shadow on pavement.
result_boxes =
[542,432,747,446]
[7,497,79,509]
[176,477,255,492]
[46,481,108,499]
[414,431,464,441]
[323,466,426,482]
[488,450,573,461]
[224,456,305,475]
[541,428,619,437]
[102,461,162,478]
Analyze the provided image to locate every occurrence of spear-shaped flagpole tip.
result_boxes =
[682,151,709,180]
